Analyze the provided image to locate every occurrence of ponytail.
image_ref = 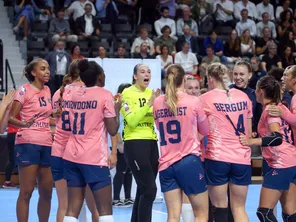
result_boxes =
[165,74,178,115]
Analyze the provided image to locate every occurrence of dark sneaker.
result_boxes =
[113,200,127,207]
[124,198,134,205]
[3,181,17,189]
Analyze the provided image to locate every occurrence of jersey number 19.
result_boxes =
[159,120,181,146]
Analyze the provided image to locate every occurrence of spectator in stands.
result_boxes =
[133,42,154,59]
[115,44,129,58]
[75,3,101,41]
[137,0,158,24]
[49,8,78,43]
[224,29,242,63]
[277,9,296,39]
[177,0,193,9]
[276,0,293,21]
[213,0,235,27]
[191,0,213,32]
[156,44,173,74]
[96,0,119,24]
[34,0,54,14]
[159,0,176,18]
[203,30,226,63]
[131,27,155,56]
[256,12,277,39]
[248,56,266,89]
[115,0,137,22]
[45,40,71,96]
[71,44,85,61]
[279,31,296,57]
[256,0,274,21]
[256,27,274,56]
[236,9,257,37]
[199,63,208,88]
[175,42,199,74]
[154,6,177,40]
[176,6,198,37]
[281,45,296,68]
[240,29,256,59]
[97,45,108,59]
[66,0,96,21]
[13,0,49,40]
[261,42,282,72]
[234,0,257,21]
[202,45,220,64]
[155,25,177,55]
[176,25,199,54]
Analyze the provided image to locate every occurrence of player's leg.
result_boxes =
[181,193,194,222]
[85,185,99,222]
[164,189,183,222]
[113,152,126,206]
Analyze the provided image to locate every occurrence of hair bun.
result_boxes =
[78,59,89,72]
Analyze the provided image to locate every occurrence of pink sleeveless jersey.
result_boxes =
[154,92,208,171]
[14,84,52,146]
[259,104,296,168]
[291,95,296,141]
[200,89,253,165]
[63,86,116,166]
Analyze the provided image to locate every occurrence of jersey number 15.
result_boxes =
[61,111,86,135]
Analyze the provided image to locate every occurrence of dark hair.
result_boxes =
[55,8,65,15]
[241,8,248,14]
[208,29,216,36]
[228,29,240,52]
[165,65,186,115]
[117,43,126,50]
[161,25,171,34]
[160,6,169,13]
[84,3,92,9]
[235,59,252,73]
[22,58,44,82]
[132,64,145,84]
[71,44,80,55]
[78,59,104,87]
[280,9,293,23]
[160,44,169,54]
[56,59,80,116]
[257,76,281,104]
[262,12,269,18]
[182,42,190,47]
[268,67,284,82]
[117,83,131,94]
[206,45,214,50]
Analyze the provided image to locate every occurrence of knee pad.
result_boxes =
[282,212,296,222]
[257,208,277,222]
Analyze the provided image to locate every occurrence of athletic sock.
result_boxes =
[181,203,194,222]
[63,216,78,222]
[99,215,114,222]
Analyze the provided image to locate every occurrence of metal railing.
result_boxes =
[5,59,16,94]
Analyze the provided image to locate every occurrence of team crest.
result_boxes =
[19,86,26,96]
[124,103,129,111]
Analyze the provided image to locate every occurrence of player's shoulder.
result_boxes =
[121,85,133,96]
[154,94,165,105]
[230,88,250,99]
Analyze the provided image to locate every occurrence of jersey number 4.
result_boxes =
[159,120,181,146]
[61,111,86,135]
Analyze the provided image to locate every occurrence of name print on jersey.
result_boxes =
[154,106,188,121]
[213,101,248,112]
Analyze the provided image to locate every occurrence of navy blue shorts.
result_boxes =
[51,156,64,182]
[262,159,269,176]
[263,164,296,190]
[15,144,51,166]
[63,160,111,191]
[204,159,252,186]
[160,155,207,196]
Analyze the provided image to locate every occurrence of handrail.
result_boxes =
[5,59,16,94]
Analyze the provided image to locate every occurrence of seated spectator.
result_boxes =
[131,27,155,56]
[96,0,119,24]
[75,3,101,41]
[256,0,274,21]
[159,0,176,18]
[256,12,277,39]
[34,0,53,14]
[49,8,78,43]
[156,45,173,71]
[213,0,235,27]
[240,29,256,59]
[133,42,154,59]
[96,45,108,59]
[176,25,199,54]
[224,29,242,63]
[66,0,96,21]
[155,25,177,55]
[279,31,296,57]
[71,44,85,61]
[114,43,128,58]
[115,0,137,21]
[281,45,296,68]
[234,0,257,21]
[202,45,220,64]
[248,56,266,89]
[177,0,193,9]
[256,27,274,56]
[276,0,293,21]
[154,6,177,40]
[176,6,198,37]
[45,40,71,96]
[236,9,256,37]
[199,63,208,88]
[191,0,213,32]
[261,43,282,72]
[203,30,226,63]
[175,42,198,74]
[13,0,49,40]
[277,10,296,39]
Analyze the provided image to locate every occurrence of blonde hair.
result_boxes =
[207,63,230,95]
[165,65,185,115]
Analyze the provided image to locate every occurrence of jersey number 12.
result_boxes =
[61,111,86,135]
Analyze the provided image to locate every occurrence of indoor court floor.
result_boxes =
[0,185,283,222]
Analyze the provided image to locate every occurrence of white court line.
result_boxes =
[152,210,167,215]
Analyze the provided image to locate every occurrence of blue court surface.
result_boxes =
[0,185,283,222]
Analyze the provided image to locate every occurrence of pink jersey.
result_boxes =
[63,86,116,166]
[200,89,253,165]
[51,82,83,157]
[291,95,296,140]
[154,92,209,171]
[14,84,52,146]
[258,104,296,168]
